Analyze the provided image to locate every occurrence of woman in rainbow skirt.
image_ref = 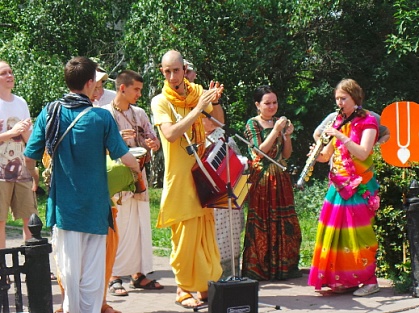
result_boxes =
[308,79,381,297]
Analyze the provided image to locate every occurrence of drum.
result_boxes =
[106,155,136,196]
[128,147,148,193]
[129,147,148,169]
[129,147,148,159]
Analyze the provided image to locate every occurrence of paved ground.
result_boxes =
[4,226,419,313]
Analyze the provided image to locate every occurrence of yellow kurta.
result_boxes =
[151,92,221,291]
[151,93,213,227]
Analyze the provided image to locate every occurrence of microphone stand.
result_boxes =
[202,112,281,311]
[201,111,238,278]
[235,133,283,310]
[234,134,287,171]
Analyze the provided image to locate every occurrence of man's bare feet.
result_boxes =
[197,291,208,301]
[102,303,121,313]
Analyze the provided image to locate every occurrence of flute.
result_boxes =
[296,109,340,189]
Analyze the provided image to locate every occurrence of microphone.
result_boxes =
[201,111,225,128]
[175,84,180,90]
[201,111,212,119]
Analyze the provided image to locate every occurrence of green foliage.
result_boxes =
[3,0,419,285]
[386,0,419,57]
[124,0,304,117]
[122,0,419,180]
[1,40,66,116]
[16,0,133,63]
[0,0,135,115]
[0,1,22,42]
[393,271,413,294]
[3,0,419,176]
[294,178,327,219]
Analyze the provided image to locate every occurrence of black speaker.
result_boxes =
[208,277,259,313]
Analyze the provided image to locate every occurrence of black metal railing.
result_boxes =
[0,214,53,312]
[0,246,25,312]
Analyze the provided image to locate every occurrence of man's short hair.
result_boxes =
[184,59,195,71]
[64,57,97,91]
[115,70,144,90]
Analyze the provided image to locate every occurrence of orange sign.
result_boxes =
[381,101,419,167]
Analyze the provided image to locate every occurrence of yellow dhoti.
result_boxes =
[170,209,222,292]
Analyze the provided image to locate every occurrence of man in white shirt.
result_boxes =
[0,60,37,249]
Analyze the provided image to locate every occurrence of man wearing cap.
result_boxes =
[93,69,117,107]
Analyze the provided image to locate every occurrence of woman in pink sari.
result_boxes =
[308,79,380,296]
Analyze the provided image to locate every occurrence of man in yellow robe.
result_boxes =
[151,50,223,309]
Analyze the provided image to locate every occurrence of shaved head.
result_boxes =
[160,50,187,91]
[161,50,183,68]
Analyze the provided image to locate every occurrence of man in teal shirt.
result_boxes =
[24,56,140,313]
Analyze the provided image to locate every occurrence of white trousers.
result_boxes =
[112,196,153,276]
[54,228,106,313]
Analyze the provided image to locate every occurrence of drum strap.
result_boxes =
[54,107,93,152]
[110,102,142,147]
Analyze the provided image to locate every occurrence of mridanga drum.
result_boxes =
[106,155,136,196]
[128,147,148,194]
[42,149,145,199]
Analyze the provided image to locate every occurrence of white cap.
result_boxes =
[96,71,108,82]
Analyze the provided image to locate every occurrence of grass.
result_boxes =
[294,179,328,267]
[148,188,171,257]
[9,182,324,267]
[147,182,325,266]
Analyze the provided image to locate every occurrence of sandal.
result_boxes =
[175,292,204,309]
[108,278,129,296]
[130,274,164,290]
[353,284,380,297]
